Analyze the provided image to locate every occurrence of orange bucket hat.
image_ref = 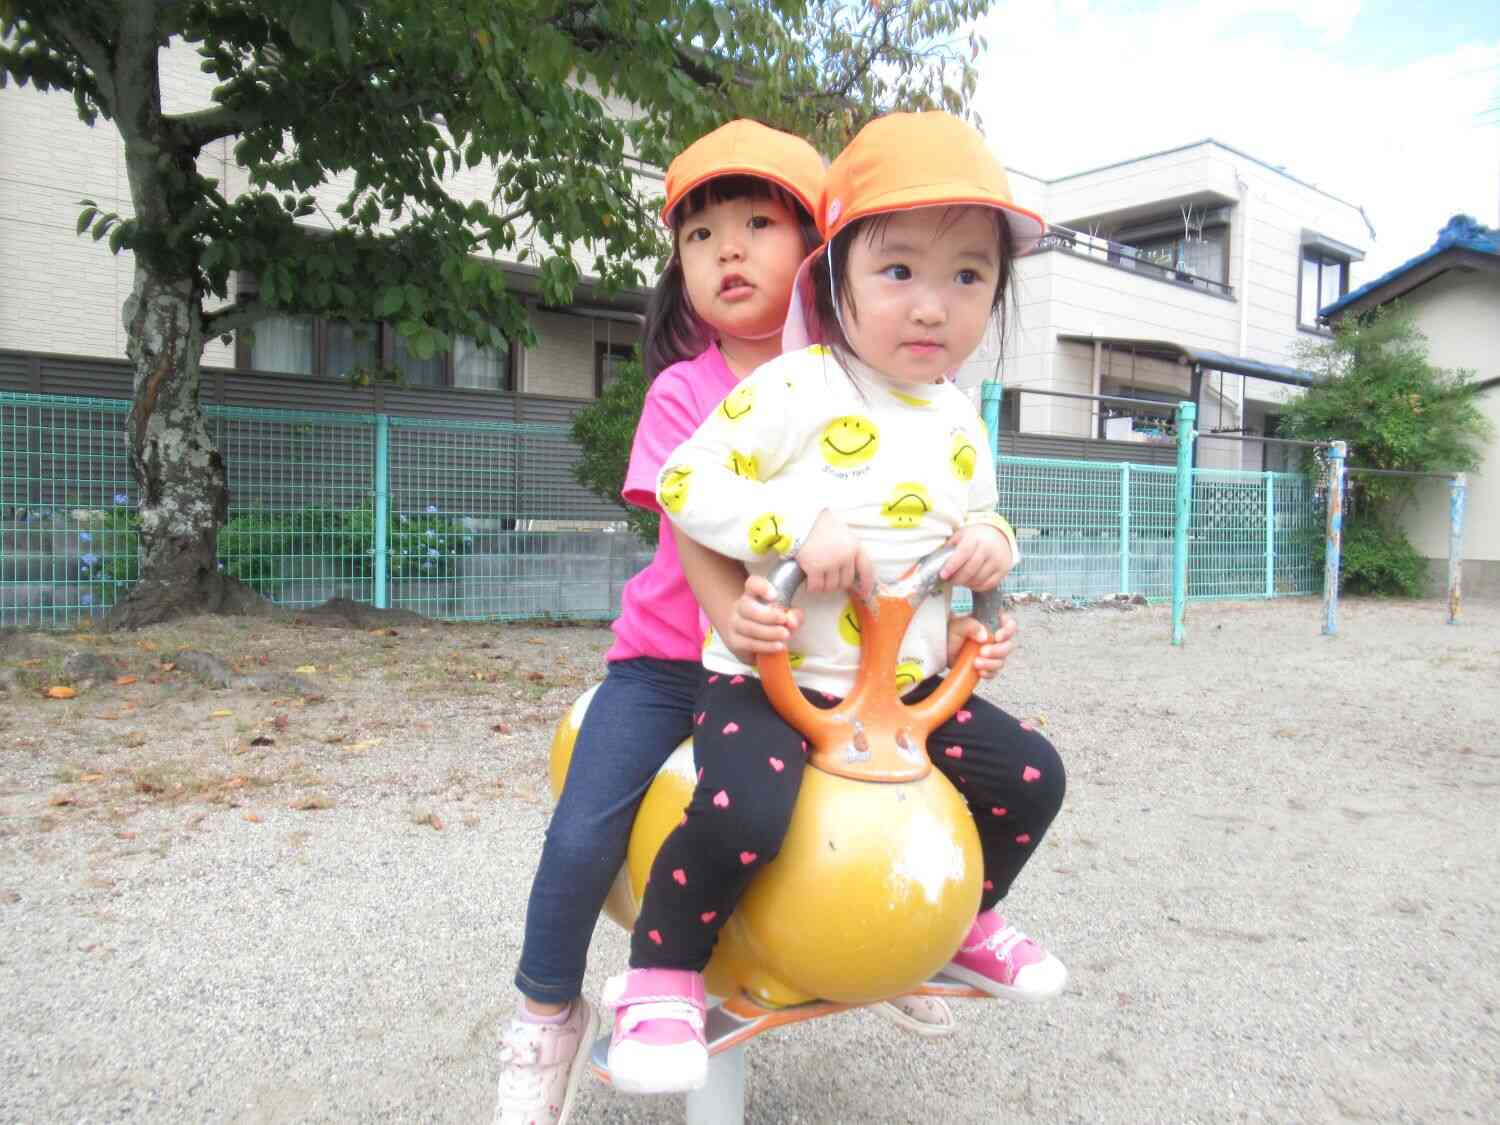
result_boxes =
[783,111,1046,349]
[660,119,826,226]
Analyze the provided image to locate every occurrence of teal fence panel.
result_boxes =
[1,393,135,624]
[383,415,648,622]
[210,405,380,610]
[997,456,1178,601]
[1187,468,1319,601]
[1272,472,1321,596]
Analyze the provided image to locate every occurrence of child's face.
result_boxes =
[678,194,807,343]
[840,207,1000,384]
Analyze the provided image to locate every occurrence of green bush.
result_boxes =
[571,353,656,547]
[1336,519,1426,597]
[72,503,474,599]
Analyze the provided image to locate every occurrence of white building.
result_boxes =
[957,139,1373,471]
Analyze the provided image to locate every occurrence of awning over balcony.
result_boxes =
[1056,334,1316,388]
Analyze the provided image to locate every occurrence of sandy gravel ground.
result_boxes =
[1,595,1496,1124]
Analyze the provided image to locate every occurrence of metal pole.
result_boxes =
[1321,440,1346,636]
[1119,462,1131,594]
[1264,471,1275,598]
[1448,473,1467,625]
[981,378,1002,461]
[1171,401,1196,646]
[686,1045,746,1125]
[374,414,390,610]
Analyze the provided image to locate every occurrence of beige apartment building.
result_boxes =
[960,139,1373,471]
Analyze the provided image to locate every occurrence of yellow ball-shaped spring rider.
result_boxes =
[549,546,1002,1056]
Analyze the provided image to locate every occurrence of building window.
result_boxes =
[594,343,635,397]
[1106,208,1232,289]
[238,317,513,391]
[1299,251,1349,331]
[1129,226,1229,285]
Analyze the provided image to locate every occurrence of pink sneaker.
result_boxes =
[601,968,708,1095]
[493,998,598,1125]
[943,910,1068,1001]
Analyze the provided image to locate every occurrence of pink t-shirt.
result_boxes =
[606,344,739,663]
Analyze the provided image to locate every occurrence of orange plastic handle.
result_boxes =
[756,549,1004,783]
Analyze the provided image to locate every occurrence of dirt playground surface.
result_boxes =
[1,595,1496,1123]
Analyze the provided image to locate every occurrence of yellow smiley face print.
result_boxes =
[881,482,933,529]
[837,599,863,648]
[894,659,923,692]
[747,513,794,555]
[820,415,880,469]
[659,465,693,514]
[726,450,760,480]
[951,430,978,481]
[787,650,805,669]
[718,384,755,422]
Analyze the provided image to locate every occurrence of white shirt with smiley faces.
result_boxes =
[656,344,1018,698]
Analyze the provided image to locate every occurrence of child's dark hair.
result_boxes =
[642,174,820,381]
[810,208,1018,377]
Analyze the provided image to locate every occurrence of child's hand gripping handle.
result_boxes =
[756,548,1005,782]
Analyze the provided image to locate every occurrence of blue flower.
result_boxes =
[79,531,92,544]
[113,493,129,505]
[80,593,93,606]
[426,547,439,558]
[425,504,439,514]
[80,553,99,568]
[425,528,436,538]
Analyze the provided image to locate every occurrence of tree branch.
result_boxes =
[32,7,120,112]
[202,298,269,337]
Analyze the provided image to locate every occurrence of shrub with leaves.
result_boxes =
[571,355,656,547]
[1282,306,1491,595]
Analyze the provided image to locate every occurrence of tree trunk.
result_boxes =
[107,266,263,629]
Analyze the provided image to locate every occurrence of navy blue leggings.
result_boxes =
[630,673,1065,970]
[514,657,703,1004]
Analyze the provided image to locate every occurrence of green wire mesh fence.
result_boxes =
[996,456,1319,603]
[2,390,1322,629]
[1,392,651,627]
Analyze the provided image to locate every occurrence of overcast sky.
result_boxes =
[971,0,1500,277]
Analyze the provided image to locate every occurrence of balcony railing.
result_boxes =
[1030,225,1234,299]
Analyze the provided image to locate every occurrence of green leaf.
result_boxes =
[377,286,405,317]
[329,1,353,64]
[75,207,98,235]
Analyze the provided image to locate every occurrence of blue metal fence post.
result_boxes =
[981,377,1003,461]
[1447,472,1467,625]
[1119,463,1131,594]
[374,414,390,610]
[1321,440,1346,636]
[1264,471,1275,598]
[1171,401,1197,646]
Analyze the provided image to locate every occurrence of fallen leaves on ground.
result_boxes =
[45,686,77,700]
[288,794,332,811]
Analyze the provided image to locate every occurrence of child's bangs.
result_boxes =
[672,174,809,228]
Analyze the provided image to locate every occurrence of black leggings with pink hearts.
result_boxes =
[628,671,1065,972]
